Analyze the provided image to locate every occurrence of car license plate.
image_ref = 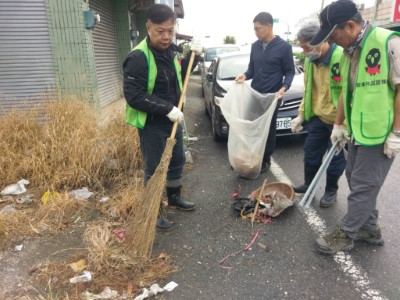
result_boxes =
[276,117,291,130]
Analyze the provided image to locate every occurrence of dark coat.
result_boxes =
[123,38,198,119]
[245,36,295,93]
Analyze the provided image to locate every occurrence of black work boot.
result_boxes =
[156,207,171,230]
[320,174,340,208]
[167,187,196,211]
[293,164,319,193]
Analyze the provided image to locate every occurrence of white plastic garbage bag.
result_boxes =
[218,82,278,179]
[1,179,30,195]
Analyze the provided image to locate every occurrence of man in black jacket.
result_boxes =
[123,4,202,230]
[236,12,295,171]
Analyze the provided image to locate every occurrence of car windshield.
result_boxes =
[217,55,249,80]
[217,54,302,80]
[205,47,239,61]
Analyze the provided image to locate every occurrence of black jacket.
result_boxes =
[123,38,198,119]
[245,36,295,93]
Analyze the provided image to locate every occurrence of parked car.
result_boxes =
[199,45,240,95]
[202,51,305,141]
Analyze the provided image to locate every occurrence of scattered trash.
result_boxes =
[231,185,242,198]
[81,287,119,299]
[113,229,126,242]
[69,259,87,272]
[69,187,94,200]
[99,196,110,203]
[0,204,17,216]
[40,191,60,205]
[163,281,178,292]
[257,243,269,251]
[1,179,30,195]
[232,182,295,222]
[134,283,165,300]
[16,194,34,204]
[14,244,23,251]
[218,230,260,270]
[82,287,118,299]
[69,271,92,284]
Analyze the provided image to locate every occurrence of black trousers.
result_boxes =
[303,116,346,176]
[262,102,279,165]
[138,117,185,188]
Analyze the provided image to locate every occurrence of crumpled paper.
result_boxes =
[81,287,119,299]
[134,283,165,300]
[69,187,94,200]
[1,179,30,195]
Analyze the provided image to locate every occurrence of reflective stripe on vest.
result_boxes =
[125,39,183,128]
[342,27,399,145]
[303,45,343,121]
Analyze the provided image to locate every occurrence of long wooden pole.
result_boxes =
[169,51,196,139]
[252,179,268,227]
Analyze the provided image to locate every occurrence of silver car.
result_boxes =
[199,45,240,96]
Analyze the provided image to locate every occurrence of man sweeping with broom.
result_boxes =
[123,4,202,230]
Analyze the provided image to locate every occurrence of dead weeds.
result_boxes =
[0,98,175,298]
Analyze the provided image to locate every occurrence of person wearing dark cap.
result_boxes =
[291,23,346,208]
[235,12,295,172]
[310,0,400,255]
[123,4,202,230]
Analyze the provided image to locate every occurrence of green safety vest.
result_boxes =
[125,39,183,128]
[342,27,399,145]
[303,45,343,121]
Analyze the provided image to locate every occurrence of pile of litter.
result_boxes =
[232,182,295,223]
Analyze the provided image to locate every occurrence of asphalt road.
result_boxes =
[153,75,400,300]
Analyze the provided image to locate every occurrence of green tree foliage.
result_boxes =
[223,36,236,44]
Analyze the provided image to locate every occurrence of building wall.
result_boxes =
[0,0,57,115]
[360,0,400,29]
[45,0,99,110]
[45,0,132,114]
[112,0,131,74]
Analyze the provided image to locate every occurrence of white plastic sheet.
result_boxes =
[218,82,278,179]
[1,179,29,195]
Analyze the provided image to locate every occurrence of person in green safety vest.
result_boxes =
[309,0,400,255]
[291,23,346,208]
[123,4,202,230]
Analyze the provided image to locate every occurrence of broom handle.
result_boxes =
[170,51,197,139]
[252,179,268,227]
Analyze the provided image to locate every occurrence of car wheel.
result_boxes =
[211,104,223,142]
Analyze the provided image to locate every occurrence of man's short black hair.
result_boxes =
[147,4,175,24]
[253,12,273,26]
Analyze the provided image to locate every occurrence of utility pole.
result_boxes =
[320,0,325,12]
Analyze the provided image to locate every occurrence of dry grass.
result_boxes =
[0,98,142,193]
[0,97,175,298]
[0,193,89,250]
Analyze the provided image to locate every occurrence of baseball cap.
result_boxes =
[309,0,358,46]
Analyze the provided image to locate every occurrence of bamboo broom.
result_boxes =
[126,51,197,258]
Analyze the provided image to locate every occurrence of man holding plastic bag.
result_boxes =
[218,83,278,179]
[235,12,295,172]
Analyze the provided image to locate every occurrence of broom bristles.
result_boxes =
[125,137,176,257]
